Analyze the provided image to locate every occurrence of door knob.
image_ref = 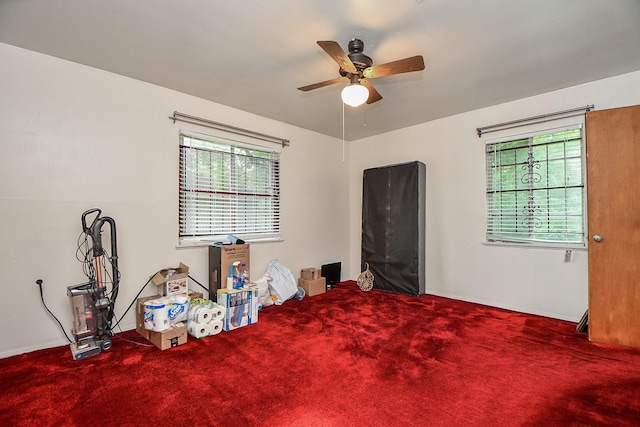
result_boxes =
[593,234,603,242]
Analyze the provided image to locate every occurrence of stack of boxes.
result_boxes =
[135,263,191,350]
[136,246,261,351]
[298,267,326,297]
[209,244,259,331]
[208,244,251,293]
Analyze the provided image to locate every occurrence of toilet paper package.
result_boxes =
[136,296,188,350]
[144,296,190,331]
[168,295,189,323]
[143,298,170,332]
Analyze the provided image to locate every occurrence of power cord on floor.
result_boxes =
[108,274,155,331]
[37,271,211,348]
[107,273,157,347]
[36,279,73,344]
[110,272,209,347]
[188,274,210,298]
[36,273,157,347]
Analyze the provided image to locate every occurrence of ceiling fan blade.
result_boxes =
[297,76,349,92]
[363,55,425,79]
[361,79,383,104]
[317,40,358,74]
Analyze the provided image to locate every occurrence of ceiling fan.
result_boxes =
[297,38,425,107]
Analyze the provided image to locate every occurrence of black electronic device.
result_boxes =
[321,262,342,290]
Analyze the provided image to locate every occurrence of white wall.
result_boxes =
[3,40,639,358]
[0,43,350,357]
[348,69,640,322]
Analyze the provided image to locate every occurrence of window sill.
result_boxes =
[482,240,587,251]
[176,237,284,249]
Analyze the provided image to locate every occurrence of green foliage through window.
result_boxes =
[485,127,585,246]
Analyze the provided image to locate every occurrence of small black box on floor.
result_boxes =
[321,262,341,290]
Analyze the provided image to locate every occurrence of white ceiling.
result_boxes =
[2,0,640,141]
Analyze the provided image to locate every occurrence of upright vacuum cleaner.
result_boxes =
[67,208,120,360]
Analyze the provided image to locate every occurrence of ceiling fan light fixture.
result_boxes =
[341,83,369,107]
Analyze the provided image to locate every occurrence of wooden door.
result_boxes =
[586,105,640,348]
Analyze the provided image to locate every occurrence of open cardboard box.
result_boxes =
[152,262,189,296]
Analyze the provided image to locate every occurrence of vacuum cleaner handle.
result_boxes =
[81,208,102,233]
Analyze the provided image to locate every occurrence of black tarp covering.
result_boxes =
[361,161,425,296]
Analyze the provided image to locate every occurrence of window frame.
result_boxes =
[483,123,587,249]
[177,130,282,247]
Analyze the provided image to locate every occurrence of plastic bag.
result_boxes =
[266,259,298,305]
[253,273,274,308]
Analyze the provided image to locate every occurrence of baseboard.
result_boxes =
[425,290,581,323]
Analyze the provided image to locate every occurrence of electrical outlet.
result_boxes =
[564,250,573,263]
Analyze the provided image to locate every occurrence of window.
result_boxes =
[179,132,281,245]
[485,125,585,247]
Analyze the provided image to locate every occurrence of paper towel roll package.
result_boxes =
[188,300,225,323]
[209,319,223,336]
[188,306,203,323]
[187,320,209,339]
[211,305,224,321]
[186,319,222,339]
[188,306,215,323]
[185,298,226,338]
[187,320,209,338]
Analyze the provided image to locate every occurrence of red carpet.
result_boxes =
[1,281,639,426]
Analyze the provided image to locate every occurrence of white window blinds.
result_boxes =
[485,125,586,247]
[179,132,281,244]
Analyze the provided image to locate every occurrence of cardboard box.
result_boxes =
[189,292,204,300]
[217,287,259,331]
[136,296,156,338]
[135,296,188,350]
[209,245,250,293]
[298,277,326,297]
[152,263,189,297]
[301,267,321,280]
[147,324,187,350]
